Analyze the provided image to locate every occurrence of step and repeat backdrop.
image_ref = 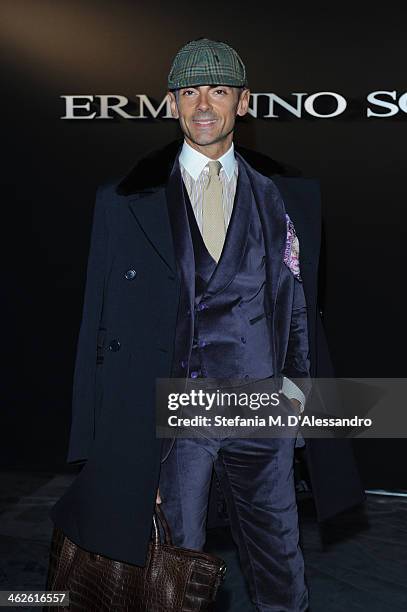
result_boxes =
[2,1,405,484]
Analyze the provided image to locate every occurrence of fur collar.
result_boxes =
[116,138,301,195]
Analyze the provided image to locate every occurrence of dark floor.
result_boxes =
[1,471,407,611]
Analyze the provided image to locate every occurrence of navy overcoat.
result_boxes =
[50,139,364,566]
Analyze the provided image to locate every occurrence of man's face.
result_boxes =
[168,85,250,148]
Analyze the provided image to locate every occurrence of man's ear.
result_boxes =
[237,88,251,117]
[167,91,179,119]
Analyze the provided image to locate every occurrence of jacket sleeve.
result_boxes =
[66,186,109,463]
[281,216,312,405]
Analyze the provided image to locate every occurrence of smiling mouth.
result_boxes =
[193,119,217,126]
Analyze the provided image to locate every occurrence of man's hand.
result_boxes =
[156,488,162,504]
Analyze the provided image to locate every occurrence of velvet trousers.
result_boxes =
[158,430,308,612]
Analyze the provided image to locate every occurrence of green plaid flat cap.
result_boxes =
[168,38,248,90]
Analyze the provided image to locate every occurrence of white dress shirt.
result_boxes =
[178,139,306,412]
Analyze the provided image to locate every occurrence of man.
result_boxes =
[50,37,364,611]
[156,39,310,611]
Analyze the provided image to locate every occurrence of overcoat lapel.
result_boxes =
[127,190,177,276]
[165,151,195,318]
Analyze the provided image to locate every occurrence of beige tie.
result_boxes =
[202,160,225,262]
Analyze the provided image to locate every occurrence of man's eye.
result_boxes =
[183,90,195,95]
[214,89,226,94]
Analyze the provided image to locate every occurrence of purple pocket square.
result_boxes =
[284,214,302,281]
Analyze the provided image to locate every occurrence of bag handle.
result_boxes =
[152,503,173,546]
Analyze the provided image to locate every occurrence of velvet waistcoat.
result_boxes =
[167,158,275,381]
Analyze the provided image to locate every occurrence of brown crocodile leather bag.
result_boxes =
[44,503,227,611]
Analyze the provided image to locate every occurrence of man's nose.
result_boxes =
[197,92,211,111]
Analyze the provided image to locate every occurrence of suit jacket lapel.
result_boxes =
[163,153,253,302]
[235,151,287,311]
[204,156,253,297]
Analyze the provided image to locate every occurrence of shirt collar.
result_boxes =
[179,139,236,181]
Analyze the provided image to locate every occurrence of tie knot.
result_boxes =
[207,160,222,177]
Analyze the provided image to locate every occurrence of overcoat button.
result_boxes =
[124,269,137,280]
[109,339,121,352]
